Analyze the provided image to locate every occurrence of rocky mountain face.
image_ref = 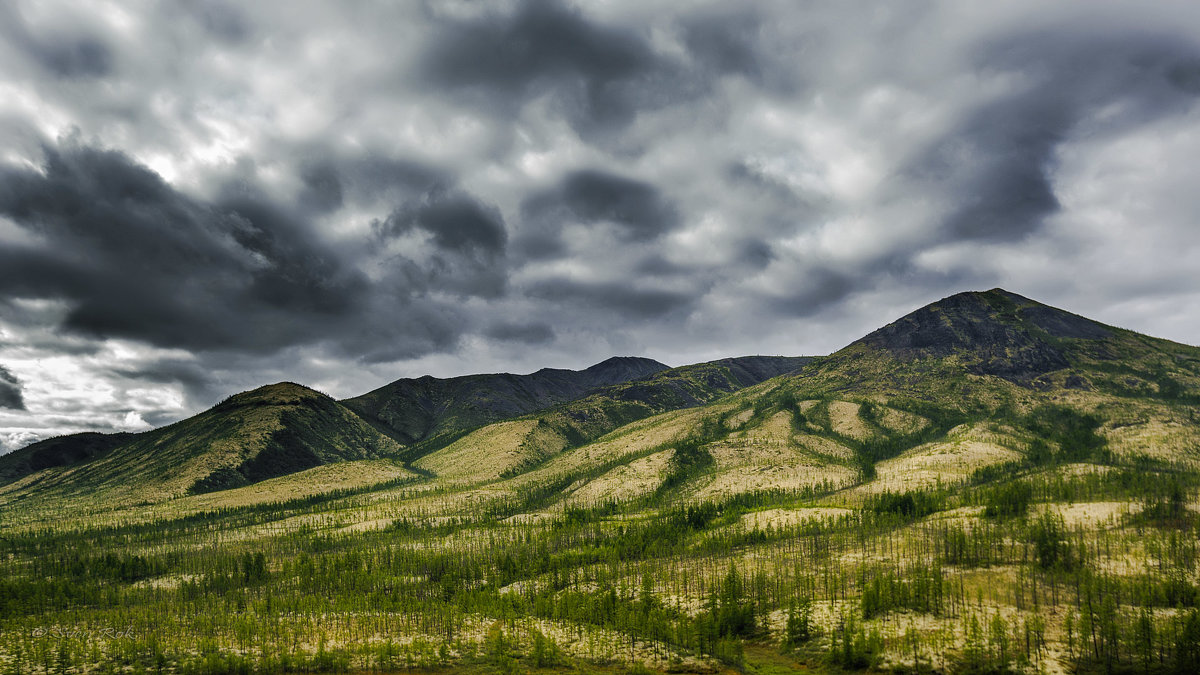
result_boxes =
[853,288,1113,382]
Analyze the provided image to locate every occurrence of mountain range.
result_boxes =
[4,288,1200,674]
[1,288,1196,518]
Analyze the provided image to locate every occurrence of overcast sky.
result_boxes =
[2,0,1200,452]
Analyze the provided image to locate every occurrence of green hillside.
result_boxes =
[342,356,670,446]
[408,355,812,482]
[0,431,133,484]
[1,290,1198,675]
[0,382,403,515]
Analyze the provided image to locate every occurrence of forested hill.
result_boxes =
[341,356,670,445]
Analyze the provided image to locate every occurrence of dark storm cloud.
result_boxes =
[517,169,679,257]
[109,359,227,409]
[421,0,659,133]
[737,241,776,271]
[377,190,506,255]
[527,279,693,319]
[415,1,785,146]
[554,170,679,239]
[484,321,555,345]
[0,142,364,351]
[373,190,508,298]
[0,141,492,360]
[764,267,856,319]
[912,30,1200,243]
[0,365,24,410]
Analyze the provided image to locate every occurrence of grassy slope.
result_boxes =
[409,356,812,484]
[2,291,1199,673]
[0,382,403,518]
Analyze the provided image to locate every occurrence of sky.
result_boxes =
[2,0,1200,452]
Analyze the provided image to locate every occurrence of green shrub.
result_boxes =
[983,482,1033,519]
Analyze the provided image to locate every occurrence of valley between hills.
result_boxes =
[1,288,1198,674]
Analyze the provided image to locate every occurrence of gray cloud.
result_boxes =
[2,1,1200,451]
[679,7,766,81]
[0,366,24,410]
[300,154,452,209]
[421,0,659,134]
[485,321,555,345]
[373,190,509,299]
[764,268,857,319]
[527,278,694,319]
[517,169,678,257]
[0,4,113,79]
[377,190,507,256]
[0,142,366,352]
[298,161,345,213]
[180,0,253,44]
[909,29,1200,243]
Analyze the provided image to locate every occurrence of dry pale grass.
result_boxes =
[692,463,854,502]
[858,424,1022,494]
[1103,418,1200,467]
[1036,500,1140,528]
[137,573,201,590]
[724,408,754,430]
[794,433,855,460]
[416,420,564,483]
[692,465,855,502]
[180,459,413,510]
[874,405,930,434]
[688,411,856,500]
[559,449,673,508]
[334,517,396,534]
[508,406,721,488]
[740,507,853,530]
[502,512,557,524]
[388,485,515,520]
[797,399,822,413]
[828,400,874,440]
[1053,462,1113,478]
[928,505,986,526]
[733,410,794,446]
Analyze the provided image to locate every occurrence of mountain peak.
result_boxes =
[224,382,327,407]
[852,289,1113,382]
[586,355,666,368]
[581,356,670,385]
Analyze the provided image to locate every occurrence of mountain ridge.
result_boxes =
[0,355,810,498]
[340,355,671,446]
[3,288,1198,675]
[0,381,403,504]
[3,288,1196,507]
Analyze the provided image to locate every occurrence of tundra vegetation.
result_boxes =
[0,290,1198,674]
